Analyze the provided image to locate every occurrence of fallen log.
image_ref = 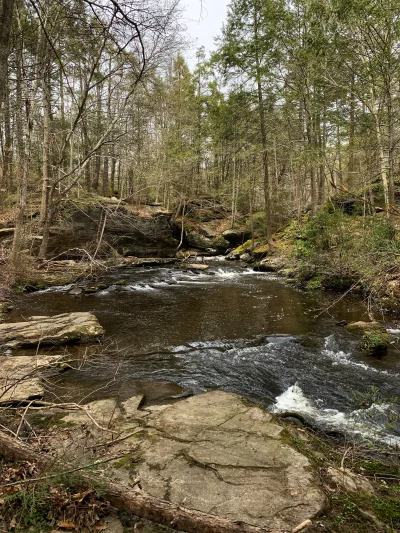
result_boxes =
[0,430,51,465]
[104,484,286,533]
[0,431,308,533]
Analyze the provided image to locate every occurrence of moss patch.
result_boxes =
[360,331,392,355]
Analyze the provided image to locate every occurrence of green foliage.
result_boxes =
[287,207,400,306]
[360,331,392,355]
[352,385,385,408]
[5,488,51,532]
[334,495,358,524]
[245,211,266,236]
[331,493,400,530]
[3,470,108,532]
[294,209,351,259]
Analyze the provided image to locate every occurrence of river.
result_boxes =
[9,259,400,445]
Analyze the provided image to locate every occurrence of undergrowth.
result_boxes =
[0,462,108,533]
[282,209,400,309]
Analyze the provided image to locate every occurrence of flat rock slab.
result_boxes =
[44,391,326,531]
[0,312,104,349]
[90,391,325,531]
[0,355,67,402]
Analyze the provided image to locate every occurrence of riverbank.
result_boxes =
[0,390,399,533]
[2,192,399,317]
[226,210,400,316]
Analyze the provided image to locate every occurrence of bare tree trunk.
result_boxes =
[348,74,356,184]
[93,84,102,191]
[102,146,109,196]
[2,78,12,190]
[253,8,273,246]
[305,113,316,213]
[11,52,32,266]
[0,0,14,109]
[40,68,52,225]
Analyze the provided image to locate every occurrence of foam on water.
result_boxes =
[35,284,73,294]
[272,383,400,445]
[126,283,157,292]
[202,255,227,262]
[322,335,396,376]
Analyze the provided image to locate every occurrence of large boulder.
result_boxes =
[46,201,178,259]
[222,229,252,246]
[0,312,104,349]
[258,256,287,272]
[56,391,326,531]
[346,321,393,356]
[39,391,328,530]
[185,231,230,253]
[135,392,325,532]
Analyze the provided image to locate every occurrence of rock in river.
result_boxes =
[0,312,104,349]
[0,355,68,402]
[346,321,393,356]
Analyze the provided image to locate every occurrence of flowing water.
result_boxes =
[8,259,400,445]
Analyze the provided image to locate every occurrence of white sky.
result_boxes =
[181,0,230,67]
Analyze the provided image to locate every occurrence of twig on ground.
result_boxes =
[0,453,126,488]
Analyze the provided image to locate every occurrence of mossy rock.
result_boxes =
[306,277,323,290]
[253,243,269,258]
[346,321,386,334]
[211,235,230,250]
[381,296,400,312]
[232,238,265,256]
[0,301,13,322]
[346,321,393,355]
[321,276,358,291]
[281,268,296,278]
[360,331,392,356]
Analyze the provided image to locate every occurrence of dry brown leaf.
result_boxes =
[58,520,76,529]
[95,525,107,531]
[78,490,94,503]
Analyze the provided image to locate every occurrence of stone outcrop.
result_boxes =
[53,391,326,532]
[326,467,374,495]
[0,312,104,349]
[46,201,178,259]
[0,355,68,402]
[184,231,230,253]
[0,227,14,243]
[222,229,252,246]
